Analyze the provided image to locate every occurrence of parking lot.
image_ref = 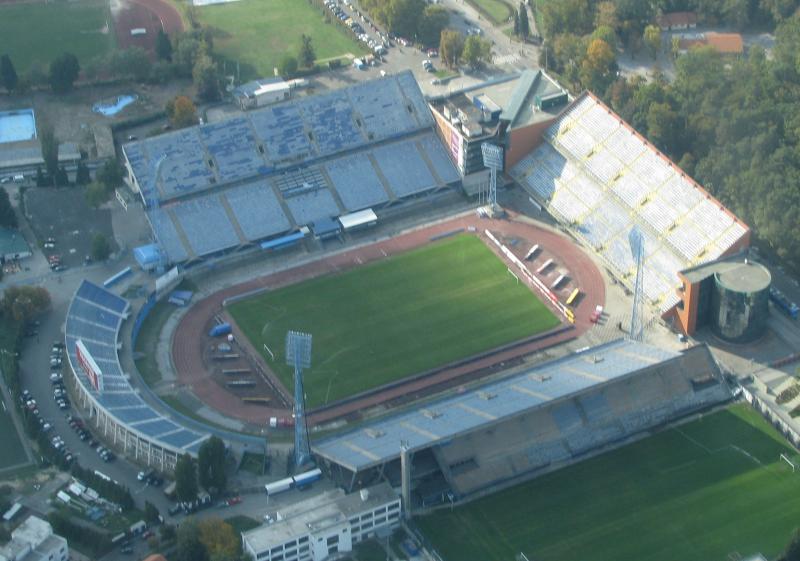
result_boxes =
[24,187,117,269]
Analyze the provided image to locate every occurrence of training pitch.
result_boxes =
[0,0,114,73]
[197,0,365,81]
[228,234,560,408]
[418,404,800,561]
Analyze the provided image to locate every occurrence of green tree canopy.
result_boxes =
[198,436,227,492]
[462,35,493,68]
[299,34,316,68]
[440,29,465,68]
[91,233,111,262]
[49,52,80,93]
[193,53,220,102]
[278,54,298,77]
[0,187,17,229]
[0,55,18,92]
[175,453,198,503]
[156,29,173,61]
[418,5,449,47]
[2,286,51,323]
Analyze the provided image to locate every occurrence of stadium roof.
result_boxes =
[123,72,460,265]
[66,280,208,454]
[510,92,750,311]
[313,339,679,472]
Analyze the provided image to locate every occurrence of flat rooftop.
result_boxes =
[681,252,770,292]
[243,483,397,550]
[313,339,679,472]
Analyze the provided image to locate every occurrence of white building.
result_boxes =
[0,516,68,561]
[242,482,401,561]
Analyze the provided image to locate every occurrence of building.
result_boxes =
[510,92,750,314]
[233,78,291,110]
[679,32,744,55]
[428,70,570,179]
[315,340,730,504]
[0,228,31,262]
[676,253,771,342]
[656,11,698,30]
[242,483,401,561]
[122,71,460,266]
[0,515,68,561]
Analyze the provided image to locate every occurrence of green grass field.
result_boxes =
[228,235,559,408]
[0,405,27,470]
[468,0,513,24]
[418,405,800,561]
[197,0,365,80]
[0,0,114,73]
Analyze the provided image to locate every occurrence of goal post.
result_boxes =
[263,343,275,361]
[507,268,520,284]
[781,453,796,472]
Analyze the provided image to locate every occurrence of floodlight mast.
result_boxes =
[481,143,503,212]
[628,227,645,342]
[286,331,313,469]
[147,153,168,273]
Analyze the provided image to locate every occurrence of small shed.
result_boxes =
[311,216,341,239]
[133,244,161,270]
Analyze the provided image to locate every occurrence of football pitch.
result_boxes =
[0,0,114,73]
[417,404,800,561]
[197,0,366,81]
[228,235,560,408]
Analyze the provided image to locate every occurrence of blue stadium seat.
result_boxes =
[325,155,389,211]
[373,140,436,197]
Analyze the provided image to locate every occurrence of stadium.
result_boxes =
[109,68,794,559]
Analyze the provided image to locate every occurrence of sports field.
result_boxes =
[197,0,365,80]
[228,235,559,408]
[0,0,114,73]
[469,0,513,24]
[417,405,800,561]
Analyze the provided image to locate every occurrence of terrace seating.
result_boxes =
[249,103,313,163]
[284,188,340,226]
[418,134,460,184]
[325,155,390,211]
[224,180,292,241]
[172,196,241,257]
[395,71,433,127]
[276,166,329,196]
[69,299,123,330]
[373,140,436,197]
[580,103,621,142]
[551,402,583,433]
[145,129,215,200]
[579,392,611,424]
[348,78,419,141]
[76,282,128,315]
[605,126,647,165]
[584,148,625,184]
[200,117,269,181]
[300,91,364,155]
[148,208,190,264]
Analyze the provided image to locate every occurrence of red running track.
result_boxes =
[171,212,606,428]
[113,0,183,55]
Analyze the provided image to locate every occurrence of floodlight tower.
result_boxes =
[481,142,504,213]
[286,330,313,469]
[146,153,168,273]
[628,227,645,343]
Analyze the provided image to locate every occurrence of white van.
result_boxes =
[12,174,24,183]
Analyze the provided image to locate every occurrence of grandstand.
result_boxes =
[313,339,730,502]
[510,92,750,311]
[122,71,460,265]
[66,280,208,471]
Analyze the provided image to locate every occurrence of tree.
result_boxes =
[0,55,18,92]
[175,519,209,561]
[643,24,661,60]
[193,53,220,102]
[144,501,160,524]
[113,48,151,82]
[646,101,681,154]
[197,518,240,561]
[299,34,316,68]
[166,96,199,129]
[2,286,51,323]
[418,4,449,47]
[38,122,59,181]
[384,0,426,39]
[198,436,227,492]
[580,38,616,93]
[518,2,530,39]
[462,35,493,68]
[75,162,91,185]
[96,160,123,191]
[84,182,106,209]
[156,29,173,61]
[594,1,618,30]
[175,453,198,503]
[782,528,800,561]
[513,9,520,36]
[439,29,465,68]
[55,166,69,186]
[0,187,17,229]
[278,54,298,77]
[91,233,112,262]
[49,53,80,94]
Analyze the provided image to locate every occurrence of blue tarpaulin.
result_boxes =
[133,244,160,270]
[260,231,305,250]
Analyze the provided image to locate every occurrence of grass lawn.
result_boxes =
[0,0,114,72]
[353,540,388,561]
[197,0,365,80]
[238,451,266,475]
[133,300,173,386]
[225,515,261,534]
[467,0,513,25]
[0,406,27,470]
[418,405,800,561]
[228,234,559,408]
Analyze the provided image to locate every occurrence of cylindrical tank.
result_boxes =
[711,261,771,343]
